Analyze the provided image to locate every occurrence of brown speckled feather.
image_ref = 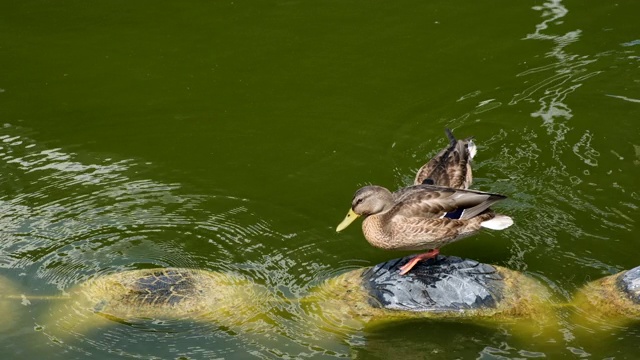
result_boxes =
[380,213,493,251]
[414,128,475,189]
[390,185,504,219]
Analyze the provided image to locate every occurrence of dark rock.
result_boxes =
[362,255,504,312]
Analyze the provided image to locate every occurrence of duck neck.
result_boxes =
[361,215,393,249]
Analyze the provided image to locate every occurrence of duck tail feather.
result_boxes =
[444,128,457,146]
[481,215,514,230]
[467,139,477,159]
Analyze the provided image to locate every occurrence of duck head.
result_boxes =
[336,185,394,232]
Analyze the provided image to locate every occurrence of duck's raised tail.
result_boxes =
[445,128,457,146]
[445,128,476,159]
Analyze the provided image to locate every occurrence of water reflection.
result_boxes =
[512,0,601,162]
[502,0,635,271]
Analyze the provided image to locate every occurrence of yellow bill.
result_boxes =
[336,208,360,232]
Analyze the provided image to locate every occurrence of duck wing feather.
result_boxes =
[388,185,506,221]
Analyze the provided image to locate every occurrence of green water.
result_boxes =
[1,0,639,358]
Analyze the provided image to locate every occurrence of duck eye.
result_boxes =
[355,198,364,205]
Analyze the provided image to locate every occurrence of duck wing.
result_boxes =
[389,185,506,220]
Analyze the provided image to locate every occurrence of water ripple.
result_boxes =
[1,124,359,358]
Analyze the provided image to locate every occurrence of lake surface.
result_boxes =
[1,0,639,358]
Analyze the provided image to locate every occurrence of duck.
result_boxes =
[414,128,476,188]
[336,184,513,275]
[336,128,513,275]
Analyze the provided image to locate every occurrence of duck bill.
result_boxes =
[336,209,360,232]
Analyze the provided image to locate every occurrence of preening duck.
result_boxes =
[414,128,476,189]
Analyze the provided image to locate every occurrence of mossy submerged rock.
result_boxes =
[0,275,23,333]
[41,267,277,338]
[11,261,640,337]
[72,268,273,321]
[78,268,236,319]
[572,265,640,322]
[306,255,554,329]
[619,266,640,305]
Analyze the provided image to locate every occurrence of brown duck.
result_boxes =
[337,129,511,275]
[336,184,513,275]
